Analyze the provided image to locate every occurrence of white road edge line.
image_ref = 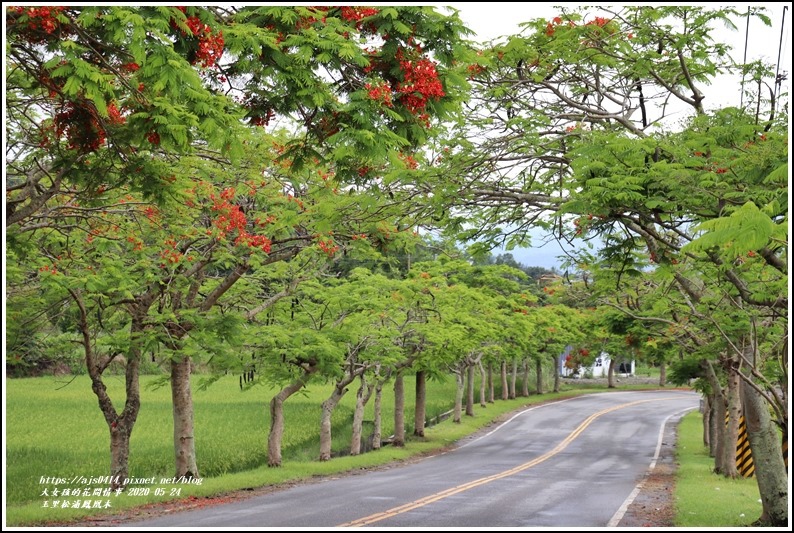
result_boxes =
[607,405,697,527]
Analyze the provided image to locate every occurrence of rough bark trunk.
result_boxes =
[509,359,518,399]
[478,361,487,407]
[372,378,384,450]
[536,358,543,395]
[607,357,616,389]
[709,394,720,459]
[319,383,349,461]
[701,394,711,449]
[703,360,729,474]
[350,374,374,456]
[521,359,530,397]
[740,344,788,526]
[414,370,426,437]
[109,424,131,490]
[171,355,198,478]
[723,362,742,478]
[552,354,561,393]
[393,373,405,446]
[659,361,667,387]
[72,290,150,491]
[487,363,494,403]
[268,375,310,467]
[707,393,718,457]
[500,361,508,400]
[453,369,464,423]
[465,364,475,416]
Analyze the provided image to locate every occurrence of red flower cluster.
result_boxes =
[107,102,126,125]
[545,16,572,37]
[174,7,224,68]
[249,109,275,127]
[55,101,106,153]
[209,188,272,253]
[467,63,485,80]
[160,237,183,265]
[7,6,70,43]
[586,17,611,27]
[399,152,418,169]
[365,81,393,107]
[396,53,445,114]
[339,6,378,23]
[317,237,339,257]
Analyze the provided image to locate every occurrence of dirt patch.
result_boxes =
[615,419,678,527]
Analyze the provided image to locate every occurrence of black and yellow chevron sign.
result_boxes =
[726,414,789,478]
[734,415,754,478]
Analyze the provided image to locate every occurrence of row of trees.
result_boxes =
[6,2,476,489]
[5,5,787,525]
[427,6,788,525]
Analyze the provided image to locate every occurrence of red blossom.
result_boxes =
[396,51,445,115]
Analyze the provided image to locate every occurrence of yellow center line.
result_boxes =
[339,397,680,527]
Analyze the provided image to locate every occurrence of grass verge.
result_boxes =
[674,411,762,527]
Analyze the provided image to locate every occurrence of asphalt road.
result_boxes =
[131,389,698,528]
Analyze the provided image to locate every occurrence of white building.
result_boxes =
[559,347,635,378]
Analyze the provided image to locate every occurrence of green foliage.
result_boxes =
[685,201,778,259]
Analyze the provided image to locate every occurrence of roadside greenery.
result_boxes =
[5,5,787,526]
[675,412,762,527]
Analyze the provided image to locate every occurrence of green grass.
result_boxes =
[674,411,762,526]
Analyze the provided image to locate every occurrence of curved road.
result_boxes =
[132,390,698,528]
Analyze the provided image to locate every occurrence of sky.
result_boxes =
[443,3,792,270]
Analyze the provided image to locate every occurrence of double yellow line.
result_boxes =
[340,397,677,527]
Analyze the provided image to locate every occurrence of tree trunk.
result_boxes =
[509,359,518,399]
[521,359,530,397]
[500,360,508,400]
[171,355,198,478]
[741,347,788,526]
[414,370,426,437]
[73,291,151,491]
[350,374,374,456]
[723,362,742,478]
[709,394,721,459]
[453,369,464,423]
[536,358,543,395]
[465,363,475,416]
[701,394,711,449]
[268,373,311,467]
[707,393,719,457]
[478,361,487,407]
[607,357,616,389]
[659,360,667,387]
[319,381,351,461]
[393,373,405,447]
[703,360,729,474]
[372,378,384,450]
[487,363,494,403]
[108,423,131,490]
[552,354,561,393]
